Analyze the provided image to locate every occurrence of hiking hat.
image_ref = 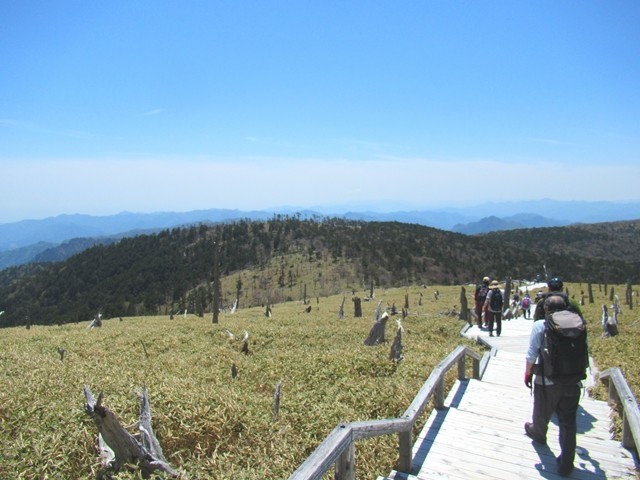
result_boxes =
[547,277,563,291]
[490,280,500,288]
[482,276,490,283]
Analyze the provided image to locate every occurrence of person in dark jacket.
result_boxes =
[483,280,503,337]
[474,276,490,328]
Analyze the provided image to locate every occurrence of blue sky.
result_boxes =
[1,1,639,223]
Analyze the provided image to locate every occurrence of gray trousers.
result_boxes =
[530,382,581,468]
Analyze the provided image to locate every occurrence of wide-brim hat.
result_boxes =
[490,280,500,288]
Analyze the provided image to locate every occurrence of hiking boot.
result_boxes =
[556,456,574,476]
[524,422,546,444]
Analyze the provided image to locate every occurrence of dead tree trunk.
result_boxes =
[389,320,404,362]
[588,283,594,304]
[504,278,512,313]
[626,280,633,310]
[602,304,618,337]
[364,312,388,346]
[459,286,469,323]
[338,297,345,320]
[88,313,102,328]
[273,381,282,422]
[353,297,362,317]
[375,300,383,321]
[83,385,178,478]
[212,241,221,324]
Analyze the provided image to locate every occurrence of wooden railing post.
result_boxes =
[622,412,633,450]
[608,378,619,403]
[600,368,640,452]
[457,355,466,380]
[472,356,480,379]
[335,441,355,480]
[435,376,445,409]
[397,430,412,473]
[289,345,484,479]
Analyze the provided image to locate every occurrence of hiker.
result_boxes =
[474,276,490,328]
[521,293,532,319]
[524,277,588,477]
[483,280,503,337]
[533,277,582,321]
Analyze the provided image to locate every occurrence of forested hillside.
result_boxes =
[1,217,638,327]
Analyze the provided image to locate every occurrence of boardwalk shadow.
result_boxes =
[548,405,597,434]
[530,441,607,478]
[411,379,469,469]
[576,405,598,434]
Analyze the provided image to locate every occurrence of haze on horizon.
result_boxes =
[1,1,639,224]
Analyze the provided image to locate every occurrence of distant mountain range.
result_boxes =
[1,199,639,270]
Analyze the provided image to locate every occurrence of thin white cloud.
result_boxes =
[2,156,639,222]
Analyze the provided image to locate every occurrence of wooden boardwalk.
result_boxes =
[378,315,638,480]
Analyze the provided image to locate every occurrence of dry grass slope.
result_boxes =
[0,282,637,479]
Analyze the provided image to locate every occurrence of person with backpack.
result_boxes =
[483,280,503,337]
[523,277,588,477]
[521,293,532,319]
[474,276,490,328]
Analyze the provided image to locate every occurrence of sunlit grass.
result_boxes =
[0,285,476,479]
[1,282,637,479]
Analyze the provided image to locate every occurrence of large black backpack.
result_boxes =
[540,299,588,384]
[489,289,503,311]
[476,284,489,304]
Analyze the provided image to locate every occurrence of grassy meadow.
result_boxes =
[0,282,638,479]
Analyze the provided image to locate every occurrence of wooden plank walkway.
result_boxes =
[379,314,638,480]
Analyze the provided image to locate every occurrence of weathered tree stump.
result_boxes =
[353,297,362,317]
[389,319,404,362]
[364,312,389,346]
[87,313,102,328]
[459,286,469,323]
[241,330,250,355]
[83,385,178,479]
[273,381,282,422]
[602,304,618,337]
[504,278,512,315]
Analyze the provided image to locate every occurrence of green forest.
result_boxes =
[1,217,639,327]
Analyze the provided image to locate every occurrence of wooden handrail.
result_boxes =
[599,368,640,452]
[288,345,483,480]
